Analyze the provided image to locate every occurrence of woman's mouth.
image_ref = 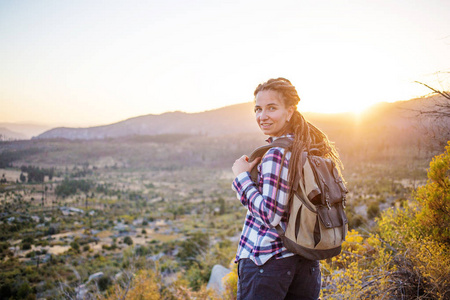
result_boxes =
[260,123,272,129]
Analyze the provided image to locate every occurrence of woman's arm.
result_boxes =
[232,147,290,227]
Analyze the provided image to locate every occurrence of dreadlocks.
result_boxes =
[254,77,343,201]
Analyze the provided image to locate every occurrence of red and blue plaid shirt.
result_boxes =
[232,135,295,266]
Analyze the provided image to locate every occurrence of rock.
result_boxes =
[88,272,104,282]
[207,264,231,296]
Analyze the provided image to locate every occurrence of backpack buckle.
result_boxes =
[325,194,331,209]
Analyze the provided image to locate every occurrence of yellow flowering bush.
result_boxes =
[321,230,393,299]
[102,269,161,300]
[222,260,238,300]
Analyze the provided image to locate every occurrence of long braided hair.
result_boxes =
[254,77,343,201]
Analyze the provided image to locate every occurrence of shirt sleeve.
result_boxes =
[232,147,290,227]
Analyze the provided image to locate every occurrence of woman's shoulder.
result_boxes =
[265,135,293,155]
[261,146,286,163]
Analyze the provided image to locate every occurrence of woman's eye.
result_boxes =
[254,108,261,113]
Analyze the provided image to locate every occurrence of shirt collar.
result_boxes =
[266,133,294,144]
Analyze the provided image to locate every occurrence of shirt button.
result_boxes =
[287,271,291,276]
[259,269,264,273]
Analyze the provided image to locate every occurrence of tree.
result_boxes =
[20,173,26,183]
[414,72,450,147]
[415,78,450,109]
[123,236,133,246]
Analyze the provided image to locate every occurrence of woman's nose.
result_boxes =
[260,110,268,120]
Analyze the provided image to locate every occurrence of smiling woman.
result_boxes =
[231,77,344,300]
[254,90,295,137]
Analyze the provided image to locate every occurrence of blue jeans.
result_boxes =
[237,255,321,300]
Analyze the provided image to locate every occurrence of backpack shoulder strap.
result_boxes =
[248,137,293,182]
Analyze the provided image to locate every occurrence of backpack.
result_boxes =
[249,137,348,261]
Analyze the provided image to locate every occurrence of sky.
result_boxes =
[1,0,449,127]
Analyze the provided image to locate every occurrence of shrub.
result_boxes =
[103,270,164,299]
[22,237,34,244]
[25,251,36,258]
[123,236,133,246]
[321,143,450,299]
[98,276,112,292]
[415,141,450,245]
[223,261,238,300]
[17,282,33,299]
[367,201,380,219]
[70,241,80,252]
[22,243,32,250]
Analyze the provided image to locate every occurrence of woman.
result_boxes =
[232,78,343,300]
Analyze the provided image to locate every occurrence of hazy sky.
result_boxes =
[1,0,449,127]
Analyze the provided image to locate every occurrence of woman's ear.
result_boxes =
[287,106,295,121]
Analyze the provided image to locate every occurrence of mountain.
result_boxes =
[0,123,53,140]
[35,95,448,140]
[0,127,27,141]
[36,103,260,140]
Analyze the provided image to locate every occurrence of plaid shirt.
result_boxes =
[232,135,294,266]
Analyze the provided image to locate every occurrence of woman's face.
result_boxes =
[254,90,294,137]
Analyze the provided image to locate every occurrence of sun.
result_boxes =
[300,95,377,115]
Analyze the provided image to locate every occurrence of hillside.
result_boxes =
[0,94,441,141]
[36,103,260,140]
[0,127,27,141]
[0,123,53,140]
[1,95,449,299]
[34,95,448,140]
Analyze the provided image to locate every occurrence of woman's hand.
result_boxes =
[232,155,261,177]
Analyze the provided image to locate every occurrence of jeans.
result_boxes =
[237,255,321,300]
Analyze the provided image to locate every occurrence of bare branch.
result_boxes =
[414,81,450,100]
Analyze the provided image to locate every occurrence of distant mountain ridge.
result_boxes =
[0,127,27,141]
[0,123,53,140]
[36,103,260,140]
[34,95,447,140]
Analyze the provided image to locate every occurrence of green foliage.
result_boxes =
[20,165,54,183]
[0,241,12,259]
[22,243,32,250]
[321,142,450,299]
[22,236,34,244]
[20,172,26,183]
[70,241,80,252]
[177,232,209,269]
[346,207,365,229]
[98,276,112,292]
[367,201,380,219]
[123,236,133,245]
[17,282,33,299]
[376,143,450,297]
[0,148,41,168]
[25,251,36,258]
[0,281,13,299]
[55,178,93,197]
[2,132,446,299]
[415,141,450,245]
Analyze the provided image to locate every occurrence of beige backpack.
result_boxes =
[249,138,348,260]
